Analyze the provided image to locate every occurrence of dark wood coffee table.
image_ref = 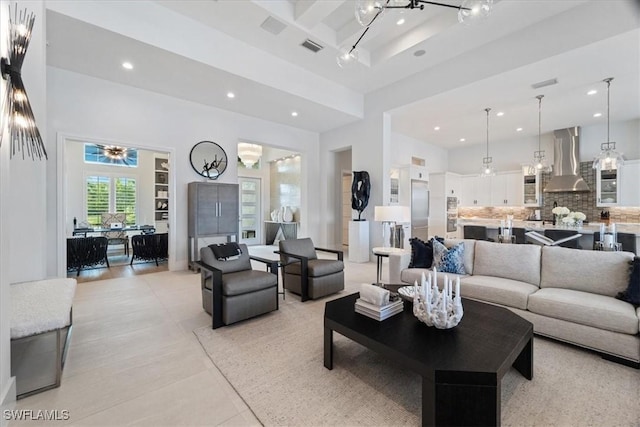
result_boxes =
[324,293,533,426]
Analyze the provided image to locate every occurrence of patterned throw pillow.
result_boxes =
[432,239,466,275]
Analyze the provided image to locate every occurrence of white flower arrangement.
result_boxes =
[561,216,574,224]
[559,211,586,226]
[569,211,586,221]
[552,206,570,215]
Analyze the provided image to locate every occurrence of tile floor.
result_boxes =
[13,247,381,426]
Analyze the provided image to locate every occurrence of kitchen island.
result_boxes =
[457,218,640,255]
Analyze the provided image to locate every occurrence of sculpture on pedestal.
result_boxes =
[351,171,371,221]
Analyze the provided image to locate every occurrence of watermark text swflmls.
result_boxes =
[3,409,70,421]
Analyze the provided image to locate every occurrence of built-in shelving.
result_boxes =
[154,157,169,225]
[596,166,619,207]
[522,167,542,207]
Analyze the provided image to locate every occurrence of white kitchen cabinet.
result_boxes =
[620,159,640,207]
[506,172,524,206]
[460,175,491,206]
[429,172,461,239]
[410,165,428,181]
[595,165,620,207]
[490,172,522,206]
[522,167,542,207]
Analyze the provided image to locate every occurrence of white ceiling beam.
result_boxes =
[371,14,457,65]
[294,1,346,30]
[335,19,366,46]
[47,0,364,118]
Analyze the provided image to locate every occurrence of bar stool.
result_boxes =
[544,229,580,249]
[464,225,490,240]
[593,232,636,254]
[499,227,527,244]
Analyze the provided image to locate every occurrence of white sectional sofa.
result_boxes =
[389,239,639,366]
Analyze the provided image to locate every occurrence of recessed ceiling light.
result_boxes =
[227,92,235,99]
[496,112,504,117]
[122,62,133,70]
[459,138,465,142]
[434,126,440,131]
[593,112,602,118]
[291,111,298,117]
[516,127,523,132]
[587,90,597,95]
[396,18,405,25]
[414,49,426,57]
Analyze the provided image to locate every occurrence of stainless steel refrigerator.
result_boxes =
[411,180,429,241]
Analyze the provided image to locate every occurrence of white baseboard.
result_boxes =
[0,377,16,427]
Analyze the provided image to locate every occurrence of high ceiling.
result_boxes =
[45,0,640,147]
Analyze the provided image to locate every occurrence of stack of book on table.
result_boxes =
[355,298,404,321]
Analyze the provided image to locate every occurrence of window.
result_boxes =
[86,176,137,226]
[115,178,137,225]
[86,176,110,226]
[84,144,138,167]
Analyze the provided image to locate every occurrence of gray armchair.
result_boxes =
[277,238,344,302]
[198,243,278,329]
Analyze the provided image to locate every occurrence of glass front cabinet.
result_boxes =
[596,166,619,207]
[522,167,542,207]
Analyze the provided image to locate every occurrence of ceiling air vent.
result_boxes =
[531,78,558,89]
[260,16,286,35]
[301,39,323,53]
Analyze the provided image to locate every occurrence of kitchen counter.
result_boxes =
[457,218,640,255]
[457,218,640,235]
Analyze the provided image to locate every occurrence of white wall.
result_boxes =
[391,132,449,173]
[1,0,47,411]
[47,67,320,271]
[320,114,387,249]
[447,119,640,175]
[580,118,640,160]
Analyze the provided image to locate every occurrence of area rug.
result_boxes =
[194,289,639,426]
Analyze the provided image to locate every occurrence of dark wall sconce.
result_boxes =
[1,4,47,160]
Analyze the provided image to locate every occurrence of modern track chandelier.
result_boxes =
[592,77,624,171]
[0,4,47,160]
[103,145,128,161]
[338,0,493,68]
[527,95,552,175]
[479,107,495,178]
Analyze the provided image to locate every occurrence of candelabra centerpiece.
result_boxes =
[413,269,463,329]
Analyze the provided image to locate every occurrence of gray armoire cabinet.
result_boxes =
[188,182,239,270]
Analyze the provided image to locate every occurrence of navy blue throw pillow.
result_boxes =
[209,242,242,260]
[616,257,640,306]
[408,237,444,269]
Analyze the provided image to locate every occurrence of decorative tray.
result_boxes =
[397,286,415,302]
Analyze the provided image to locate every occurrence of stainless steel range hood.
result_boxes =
[543,127,590,193]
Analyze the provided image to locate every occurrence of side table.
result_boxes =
[371,247,408,284]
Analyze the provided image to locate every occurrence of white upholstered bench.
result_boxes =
[10,278,76,399]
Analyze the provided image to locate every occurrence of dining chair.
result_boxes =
[101,213,129,255]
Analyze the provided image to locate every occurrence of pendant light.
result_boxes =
[479,107,495,177]
[527,95,552,175]
[592,77,624,170]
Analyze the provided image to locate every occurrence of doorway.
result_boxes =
[57,134,176,280]
[342,172,352,247]
[239,177,262,246]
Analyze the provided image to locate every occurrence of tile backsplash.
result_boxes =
[458,162,640,223]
